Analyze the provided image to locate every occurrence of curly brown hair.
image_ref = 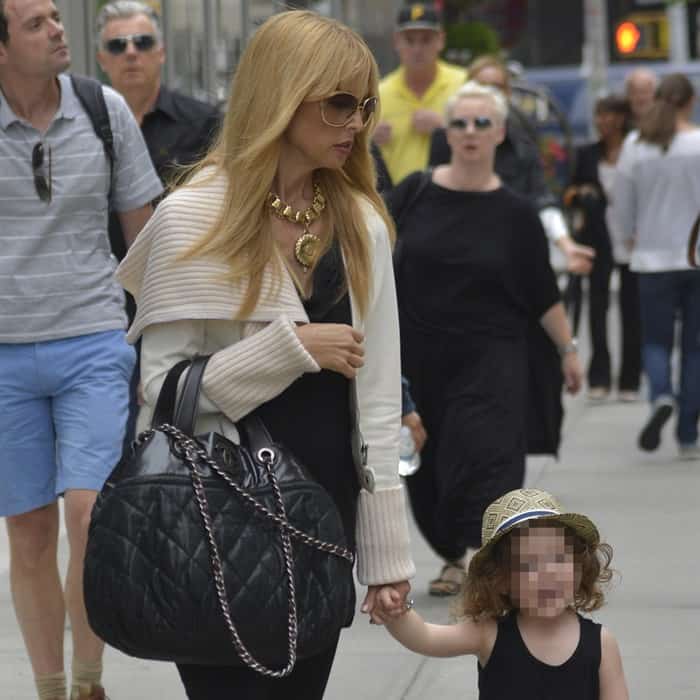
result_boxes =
[456,520,614,621]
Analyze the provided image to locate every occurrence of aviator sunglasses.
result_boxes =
[32,142,52,203]
[448,116,494,131]
[103,33,157,55]
[320,93,378,128]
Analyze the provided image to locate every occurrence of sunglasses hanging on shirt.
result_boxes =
[103,33,157,55]
[448,116,494,132]
[32,142,52,203]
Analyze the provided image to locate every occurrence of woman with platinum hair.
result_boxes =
[388,80,582,598]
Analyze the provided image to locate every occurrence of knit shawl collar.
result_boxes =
[116,171,311,344]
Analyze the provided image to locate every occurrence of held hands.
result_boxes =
[411,109,444,134]
[361,581,412,625]
[295,323,364,379]
[557,235,595,276]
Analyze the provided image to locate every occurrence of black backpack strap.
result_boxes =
[70,74,115,198]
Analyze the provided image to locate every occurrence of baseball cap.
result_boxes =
[396,3,443,32]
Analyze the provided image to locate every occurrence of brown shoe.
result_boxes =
[428,561,466,597]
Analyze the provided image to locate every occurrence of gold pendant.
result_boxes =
[294,231,320,271]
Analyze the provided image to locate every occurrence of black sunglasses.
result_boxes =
[448,116,494,131]
[103,33,157,55]
[320,93,378,128]
[32,142,52,203]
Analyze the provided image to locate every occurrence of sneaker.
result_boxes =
[638,398,674,451]
[618,390,640,403]
[587,387,610,402]
[678,444,700,461]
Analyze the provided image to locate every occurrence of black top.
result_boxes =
[569,141,612,255]
[141,86,221,185]
[389,173,560,338]
[109,86,221,262]
[478,612,601,700]
[428,106,556,211]
[252,242,359,549]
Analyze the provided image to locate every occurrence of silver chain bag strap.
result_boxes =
[84,356,356,676]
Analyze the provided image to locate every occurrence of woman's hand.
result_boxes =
[295,323,365,379]
[562,351,583,394]
[361,581,411,625]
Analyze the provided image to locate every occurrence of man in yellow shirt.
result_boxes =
[376,4,466,185]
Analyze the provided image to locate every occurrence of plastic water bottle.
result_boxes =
[398,425,421,477]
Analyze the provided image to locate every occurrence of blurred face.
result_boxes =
[446,96,505,165]
[97,13,164,93]
[284,77,374,172]
[0,0,70,79]
[594,108,625,141]
[393,29,445,73]
[471,65,510,97]
[626,76,656,120]
[510,524,577,618]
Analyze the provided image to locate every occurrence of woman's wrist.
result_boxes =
[558,338,579,356]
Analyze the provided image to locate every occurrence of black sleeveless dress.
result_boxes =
[253,241,360,554]
[478,611,601,700]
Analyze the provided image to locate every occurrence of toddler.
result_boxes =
[380,489,629,699]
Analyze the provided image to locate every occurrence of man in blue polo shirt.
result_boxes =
[0,2,162,699]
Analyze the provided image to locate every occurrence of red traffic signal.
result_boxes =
[616,21,641,55]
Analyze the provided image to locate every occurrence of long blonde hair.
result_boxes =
[179,10,395,319]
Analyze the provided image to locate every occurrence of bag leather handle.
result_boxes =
[151,359,192,429]
[151,355,211,434]
[173,355,210,435]
[689,212,700,268]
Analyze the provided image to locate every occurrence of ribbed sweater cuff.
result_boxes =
[203,316,320,421]
[355,486,416,585]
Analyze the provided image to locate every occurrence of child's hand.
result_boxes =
[361,581,411,625]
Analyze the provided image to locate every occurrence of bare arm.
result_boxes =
[539,301,574,350]
[599,627,629,700]
[539,302,583,394]
[118,203,154,248]
[384,609,486,659]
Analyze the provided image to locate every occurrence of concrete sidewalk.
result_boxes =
[2,392,699,699]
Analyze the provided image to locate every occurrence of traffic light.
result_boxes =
[614,13,668,59]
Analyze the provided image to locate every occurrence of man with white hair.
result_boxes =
[624,67,658,125]
[96,1,220,445]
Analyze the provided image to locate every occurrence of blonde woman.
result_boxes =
[116,10,415,699]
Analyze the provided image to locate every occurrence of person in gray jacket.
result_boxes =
[613,73,700,460]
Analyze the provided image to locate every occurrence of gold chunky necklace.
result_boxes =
[267,183,326,272]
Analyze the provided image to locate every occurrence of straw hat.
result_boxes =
[469,489,600,571]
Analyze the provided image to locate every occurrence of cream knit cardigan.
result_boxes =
[116,171,416,585]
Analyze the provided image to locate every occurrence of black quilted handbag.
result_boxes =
[84,355,355,677]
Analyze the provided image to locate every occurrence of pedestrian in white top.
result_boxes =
[613,73,700,459]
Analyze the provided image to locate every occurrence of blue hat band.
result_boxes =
[493,509,561,536]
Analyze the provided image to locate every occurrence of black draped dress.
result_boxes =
[389,176,560,558]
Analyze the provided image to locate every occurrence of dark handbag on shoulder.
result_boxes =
[83,355,355,677]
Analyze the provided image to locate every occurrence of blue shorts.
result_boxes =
[0,330,135,517]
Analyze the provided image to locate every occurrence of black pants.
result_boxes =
[587,254,642,391]
[176,635,340,700]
